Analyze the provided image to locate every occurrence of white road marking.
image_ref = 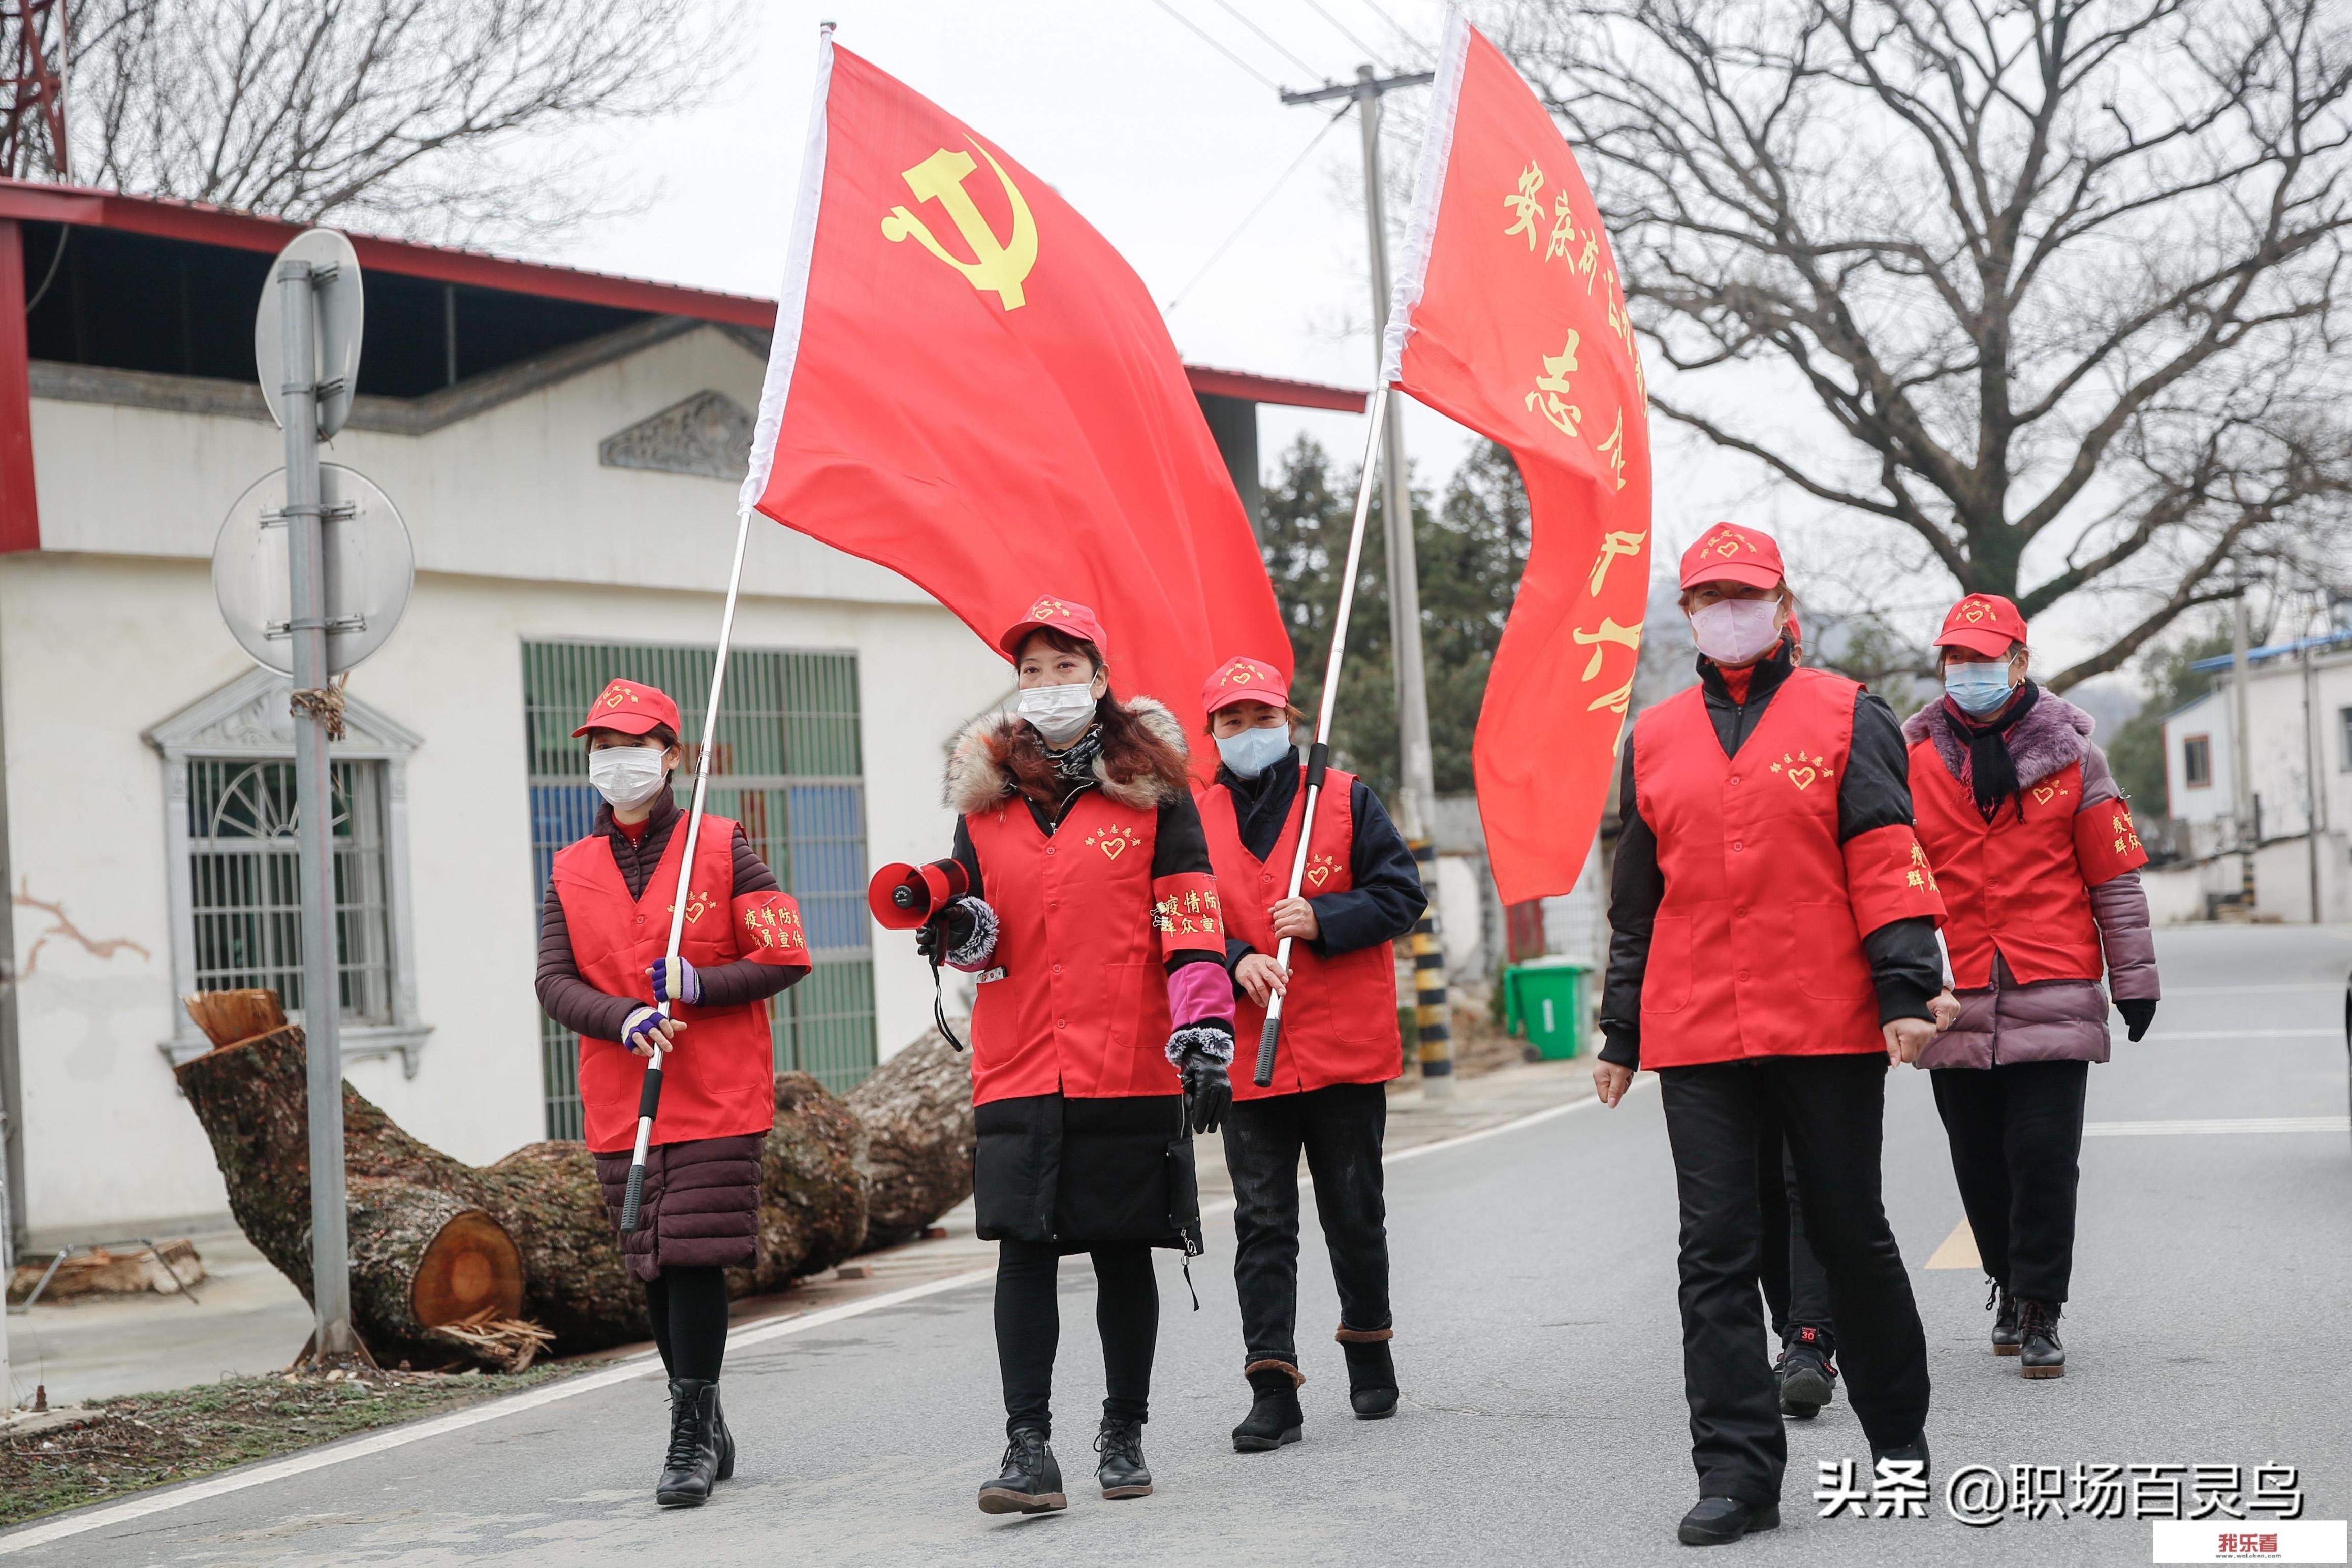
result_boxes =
[2134,1029,2341,1041]
[2083,1116,2352,1137]
[1924,1218,1981,1270]
[0,1077,1622,1554]
[2157,984,2343,997]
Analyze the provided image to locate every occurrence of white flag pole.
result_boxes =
[618,503,754,1232]
[1253,390,1390,1087]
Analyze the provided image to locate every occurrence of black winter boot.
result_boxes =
[2017,1300,2064,1379]
[1342,1339,1398,1419]
[1094,1417,1153,1499]
[978,1428,1066,1514]
[655,1379,722,1507]
[1776,1326,1838,1420]
[711,1389,735,1482]
[1677,1497,1781,1546]
[1231,1365,1304,1452]
[1988,1281,2020,1357]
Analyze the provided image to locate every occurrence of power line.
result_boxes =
[1207,0,1325,81]
[1355,0,1433,63]
[1143,0,1280,91]
[1165,103,1352,315]
[1301,0,1390,68]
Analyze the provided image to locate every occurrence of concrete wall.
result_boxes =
[2,323,1013,1235]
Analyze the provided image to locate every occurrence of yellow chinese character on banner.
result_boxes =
[1503,162,1545,249]
[1524,331,1582,436]
[1594,410,1630,493]
[1572,618,1644,680]
[1545,191,1578,263]
[1587,529,1647,595]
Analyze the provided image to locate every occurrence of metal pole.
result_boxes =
[619,504,756,1231]
[1255,394,1389,1086]
[1,1115,13,1414]
[2231,591,2256,916]
[1354,66,1451,1096]
[279,257,353,1361]
[2304,626,2323,923]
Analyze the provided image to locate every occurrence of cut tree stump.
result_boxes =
[847,1028,976,1250]
[344,1178,525,1363]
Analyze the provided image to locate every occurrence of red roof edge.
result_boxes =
[0,179,780,328]
[1185,363,1366,413]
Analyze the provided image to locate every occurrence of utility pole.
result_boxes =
[276,256,355,1362]
[1283,63,1454,1097]
[2231,589,2256,917]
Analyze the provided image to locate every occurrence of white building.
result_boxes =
[0,181,1358,1245]
[2154,629,2352,924]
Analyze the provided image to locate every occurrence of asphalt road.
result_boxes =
[12,922,2350,1566]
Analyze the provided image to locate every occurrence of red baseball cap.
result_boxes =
[1201,655,1290,714]
[571,678,683,739]
[997,594,1111,663]
[1678,522,1786,590]
[1935,593,2027,657]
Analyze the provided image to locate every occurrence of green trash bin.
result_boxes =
[1504,958,1587,1060]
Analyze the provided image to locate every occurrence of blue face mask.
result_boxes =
[1215,724,1293,779]
[1943,661,2014,715]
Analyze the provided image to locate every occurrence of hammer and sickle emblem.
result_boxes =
[881,144,1039,311]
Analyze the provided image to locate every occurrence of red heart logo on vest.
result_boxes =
[1787,766,1817,790]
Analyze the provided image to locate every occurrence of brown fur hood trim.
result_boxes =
[945,696,1192,815]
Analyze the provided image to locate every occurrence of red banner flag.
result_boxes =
[1381,13,1654,905]
[742,32,1287,752]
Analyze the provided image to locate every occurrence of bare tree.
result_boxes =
[1500,0,2352,689]
[11,0,746,241]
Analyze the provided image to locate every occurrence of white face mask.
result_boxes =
[1017,682,1098,746]
[1688,597,1784,665]
[1216,724,1292,779]
[588,745,669,809]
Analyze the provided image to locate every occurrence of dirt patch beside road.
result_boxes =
[0,1364,577,1529]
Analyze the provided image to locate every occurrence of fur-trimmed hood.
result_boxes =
[945,696,1192,815]
[1903,689,2095,791]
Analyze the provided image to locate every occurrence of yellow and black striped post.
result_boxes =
[1408,839,1452,1095]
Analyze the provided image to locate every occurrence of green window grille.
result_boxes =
[188,758,393,1023]
[524,641,874,1139]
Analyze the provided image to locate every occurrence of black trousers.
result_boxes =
[642,1265,730,1383]
[994,1239,1158,1439]
[1755,1117,1835,1355]
[1659,1055,1930,1505]
[1222,1082,1392,1370]
[1929,1059,2089,1303]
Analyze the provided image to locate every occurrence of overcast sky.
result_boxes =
[544,1,2143,686]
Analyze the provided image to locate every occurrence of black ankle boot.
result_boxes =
[655,1378,722,1507]
[711,1388,735,1482]
[978,1428,1066,1514]
[1094,1416,1153,1499]
[1988,1280,2020,1357]
[1677,1497,1780,1545]
[1231,1365,1304,1452]
[1776,1327,1837,1419]
[1342,1339,1398,1419]
[2017,1300,2064,1379]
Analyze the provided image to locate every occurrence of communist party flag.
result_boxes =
[740,31,1286,753]
[1381,12,1653,904]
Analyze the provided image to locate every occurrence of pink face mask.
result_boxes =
[1689,597,1783,665]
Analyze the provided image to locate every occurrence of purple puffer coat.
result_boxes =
[1903,695,2160,1070]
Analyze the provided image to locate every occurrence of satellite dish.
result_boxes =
[253,229,364,440]
[212,464,414,677]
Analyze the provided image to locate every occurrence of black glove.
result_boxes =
[2115,997,2157,1043]
[1180,1051,1231,1135]
[914,900,978,963]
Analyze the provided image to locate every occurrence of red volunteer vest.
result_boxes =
[964,791,1186,1105]
[552,815,807,1152]
[1910,747,2149,988]
[1633,669,1933,1067]
[1197,769,1402,1100]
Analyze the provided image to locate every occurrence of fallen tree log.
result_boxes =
[847,1028,976,1250]
[344,1178,525,1365]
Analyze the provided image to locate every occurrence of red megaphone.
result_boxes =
[867,859,972,931]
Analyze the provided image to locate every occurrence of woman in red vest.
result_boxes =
[535,678,811,1508]
[1592,523,1948,1547]
[1191,656,1426,1452]
[1906,593,2159,1380]
[919,597,1235,1515]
